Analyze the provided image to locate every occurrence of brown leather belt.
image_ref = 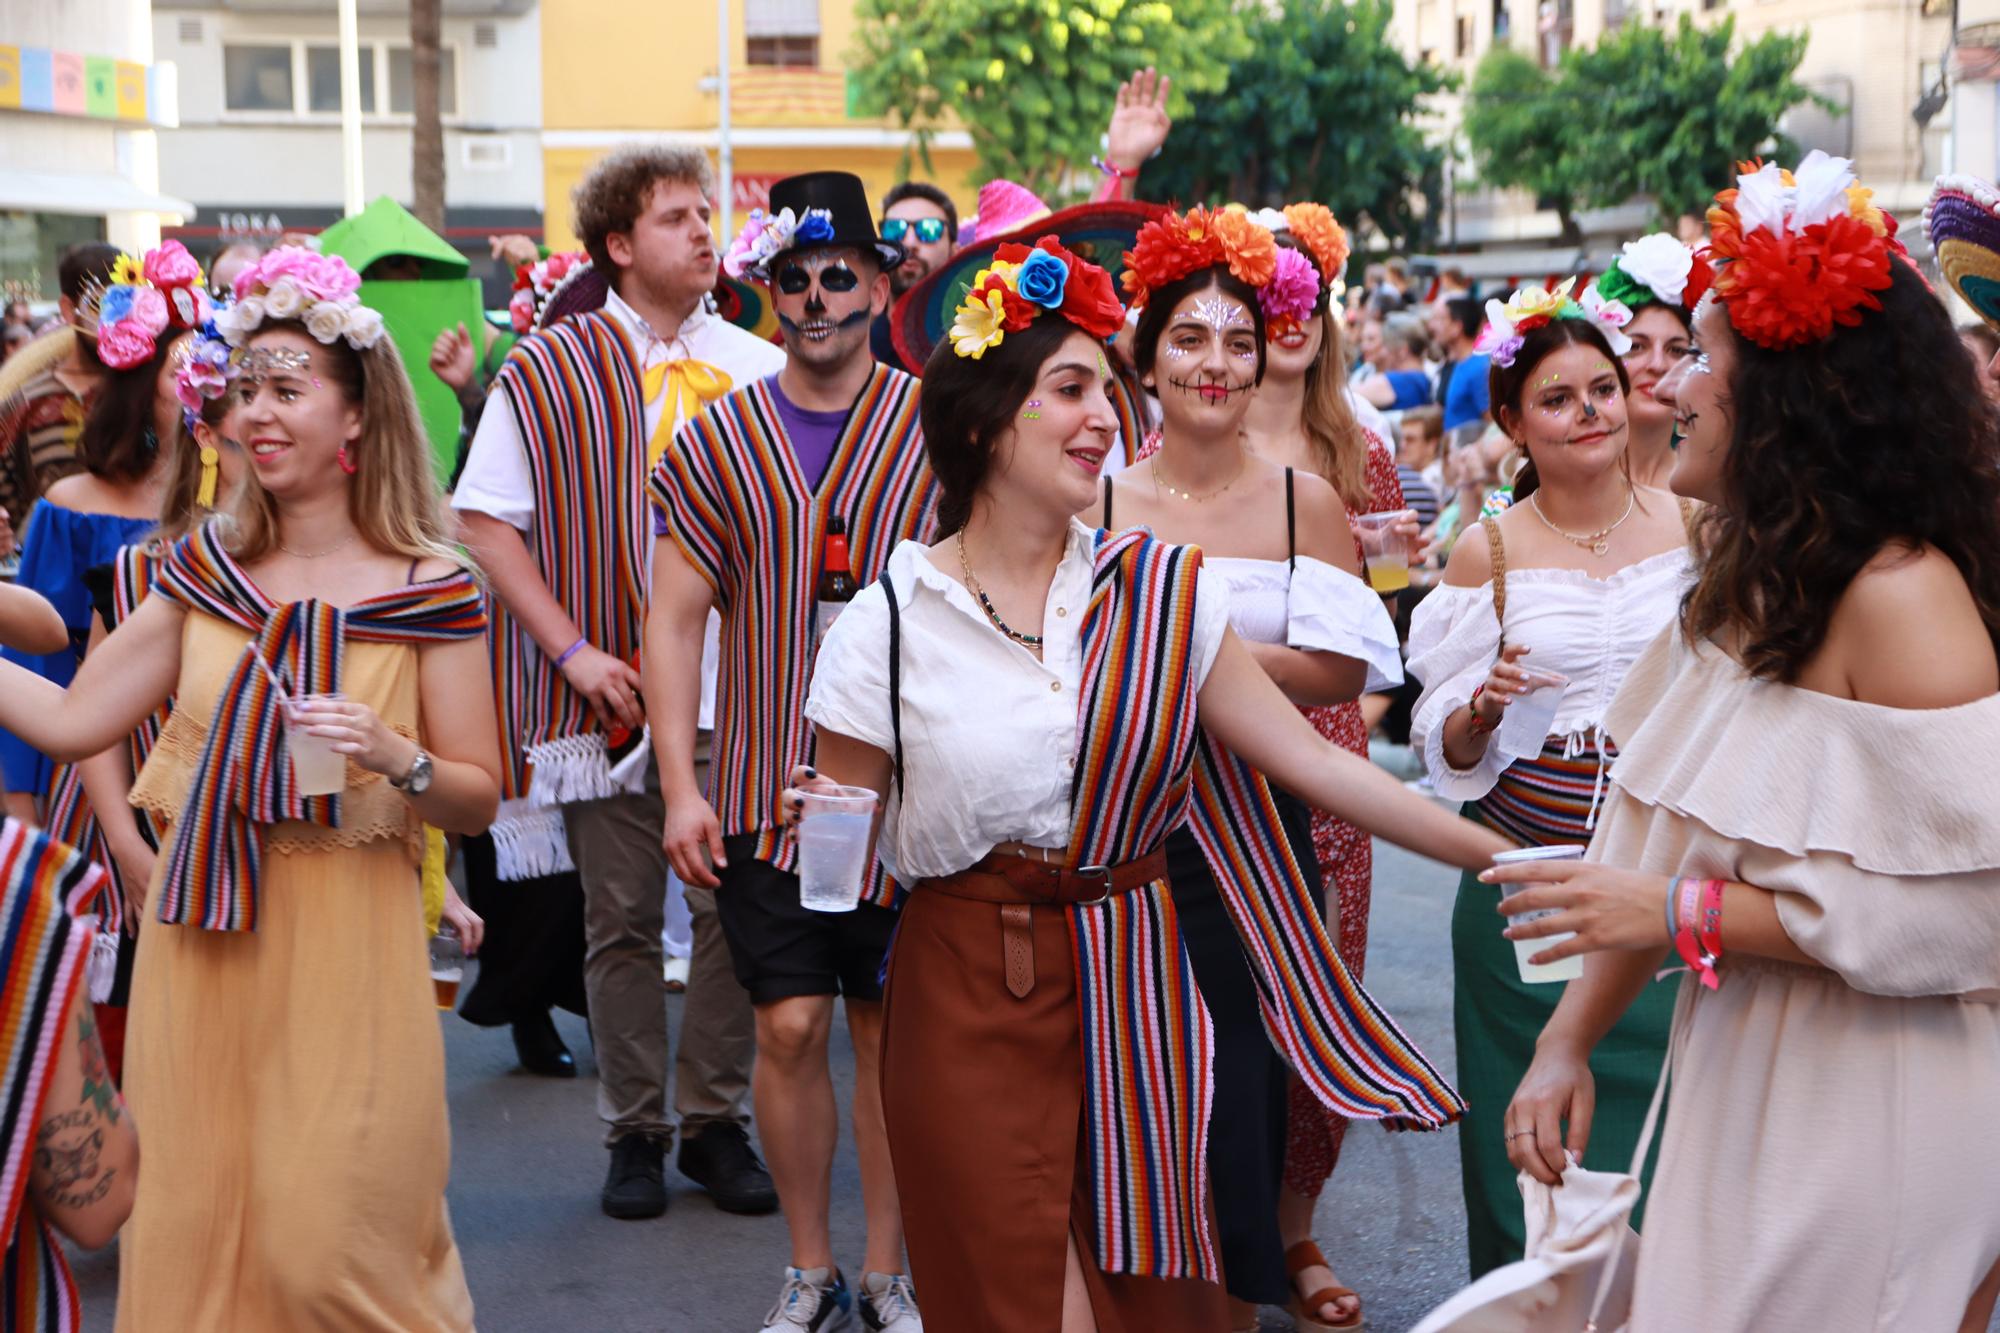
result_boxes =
[916,849,1168,1000]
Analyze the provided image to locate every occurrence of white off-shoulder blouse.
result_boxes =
[804,519,1231,884]
[1204,554,1403,693]
[1405,546,1692,809]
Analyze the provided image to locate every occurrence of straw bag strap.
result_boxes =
[1480,515,1508,645]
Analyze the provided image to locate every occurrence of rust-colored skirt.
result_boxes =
[880,882,1230,1331]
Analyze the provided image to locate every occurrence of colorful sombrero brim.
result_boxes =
[1925,175,2000,330]
[539,262,609,330]
[891,199,1164,372]
[714,273,780,342]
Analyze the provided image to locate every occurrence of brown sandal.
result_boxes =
[1284,1240,1363,1331]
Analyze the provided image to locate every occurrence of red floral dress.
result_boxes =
[1285,429,1401,1197]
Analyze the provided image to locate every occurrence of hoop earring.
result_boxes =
[337,443,358,475]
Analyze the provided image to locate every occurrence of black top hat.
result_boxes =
[760,171,903,277]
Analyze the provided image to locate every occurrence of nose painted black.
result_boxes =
[805,292,826,316]
[1581,399,1598,420]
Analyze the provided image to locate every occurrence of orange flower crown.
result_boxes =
[1704,152,1905,351]
[1280,203,1351,288]
[1120,206,1278,310]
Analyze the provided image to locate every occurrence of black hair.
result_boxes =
[59,243,120,306]
[1443,295,1482,342]
[1488,316,1631,502]
[1131,264,1268,390]
[880,181,959,242]
[919,316,1081,535]
[76,331,185,484]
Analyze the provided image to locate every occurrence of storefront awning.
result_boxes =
[0,169,196,222]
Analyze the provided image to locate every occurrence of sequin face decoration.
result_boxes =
[233,346,313,379]
[1022,398,1042,421]
[1191,295,1249,333]
[1535,373,1562,390]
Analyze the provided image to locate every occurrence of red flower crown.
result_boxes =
[1120,206,1278,310]
[1705,153,1904,350]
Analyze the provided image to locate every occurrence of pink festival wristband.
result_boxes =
[555,637,587,669]
[1673,877,1726,990]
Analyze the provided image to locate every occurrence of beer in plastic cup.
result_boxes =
[1495,669,1570,760]
[282,692,348,796]
[797,785,877,913]
[1353,510,1416,594]
[1492,844,1586,983]
[430,924,464,1011]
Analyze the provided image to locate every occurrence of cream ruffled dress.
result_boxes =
[1590,627,2000,1330]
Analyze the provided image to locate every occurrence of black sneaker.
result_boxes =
[677,1122,779,1215]
[600,1134,667,1219]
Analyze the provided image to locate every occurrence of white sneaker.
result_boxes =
[859,1273,921,1332]
[760,1266,854,1331]
[663,956,690,992]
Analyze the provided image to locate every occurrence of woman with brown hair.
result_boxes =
[1492,159,2000,1330]
[794,234,1499,1331]
[1406,280,1692,1277]
[0,250,501,1331]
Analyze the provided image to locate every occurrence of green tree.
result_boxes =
[1142,0,1455,252]
[848,0,1247,199]
[1464,16,1821,243]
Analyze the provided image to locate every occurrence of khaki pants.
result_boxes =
[561,743,753,1145]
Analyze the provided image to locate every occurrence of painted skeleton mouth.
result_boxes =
[1168,376,1249,404]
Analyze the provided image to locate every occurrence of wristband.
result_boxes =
[555,637,588,669]
[1664,876,1682,944]
[1673,876,1725,990]
[1092,156,1141,180]
[1467,685,1499,736]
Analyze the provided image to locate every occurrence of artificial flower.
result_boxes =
[509,287,537,334]
[950,287,1010,359]
[1249,207,1290,235]
[176,356,229,413]
[303,300,348,344]
[793,208,836,245]
[1282,203,1351,283]
[238,248,361,305]
[97,285,136,328]
[109,254,144,288]
[1613,233,1695,306]
[263,278,307,320]
[343,306,387,349]
[1731,160,1790,238]
[143,240,204,290]
[1259,246,1321,328]
[1575,283,1634,355]
[1121,209,1226,308]
[1059,255,1127,340]
[1788,150,1854,233]
[96,320,155,369]
[722,211,769,279]
[1211,208,1277,288]
[127,286,169,337]
[1014,249,1070,309]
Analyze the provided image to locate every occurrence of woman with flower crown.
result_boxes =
[1405,275,1695,1277]
[0,248,501,1330]
[1485,156,2000,1330]
[1586,233,1705,491]
[790,235,1505,1329]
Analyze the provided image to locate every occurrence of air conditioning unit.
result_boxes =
[474,22,498,48]
[462,138,512,171]
[177,18,202,43]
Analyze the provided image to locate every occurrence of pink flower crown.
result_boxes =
[212,248,387,352]
[86,241,213,371]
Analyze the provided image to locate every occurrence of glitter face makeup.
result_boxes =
[1191,295,1249,332]
[233,347,313,377]
[1163,344,1191,358]
[1022,398,1042,420]
[1536,373,1562,389]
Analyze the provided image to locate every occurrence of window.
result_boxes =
[306,44,378,113]
[1455,15,1474,57]
[388,46,457,115]
[1493,0,1510,40]
[746,35,819,67]
[224,44,294,112]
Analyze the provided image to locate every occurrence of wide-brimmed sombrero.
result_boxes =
[1925,175,2000,329]
[891,199,1163,371]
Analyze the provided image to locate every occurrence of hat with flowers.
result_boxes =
[170,315,238,507]
[1924,173,2000,332]
[86,240,213,371]
[947,235,1127,360]
[1119,206,1279,313]
[1703,151,1903,350]
[1591,232,1714,315]
[212,248,386,352]
[1474,277,1634,369]
[510,251,590,333]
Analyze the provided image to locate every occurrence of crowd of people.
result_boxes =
[0,82,1993,1333]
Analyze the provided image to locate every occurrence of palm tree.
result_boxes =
[410,0,445,232]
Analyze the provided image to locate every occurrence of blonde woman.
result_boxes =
[0,252,500,1331]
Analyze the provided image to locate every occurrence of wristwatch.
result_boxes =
[390,748,435,796]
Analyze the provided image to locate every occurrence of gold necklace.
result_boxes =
[956,533,1043,648]
[1529,489,1635,557]
[278,531,358,560]
[1152,443,1247,504]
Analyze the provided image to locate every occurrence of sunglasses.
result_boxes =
[881,217,947,245]
[774,261,859,295]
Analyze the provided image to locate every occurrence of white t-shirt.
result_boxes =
[452,286,786,729]
[804,519,1232,884]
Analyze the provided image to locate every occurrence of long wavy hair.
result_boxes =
[225,323,460,568]
[1682,259,2000,678]
[1272,235,1373,509]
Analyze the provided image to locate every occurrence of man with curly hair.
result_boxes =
[455,144,782,1221]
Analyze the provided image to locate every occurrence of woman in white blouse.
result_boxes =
[1405,295,1693,1278]
[1083,257,1398,1332]
[793,262,1507,1331]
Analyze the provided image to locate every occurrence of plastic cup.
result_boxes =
[430,925,464,1011]
[1495,668,1570,759]
[1353,510,1416,594]
[796,785,878,913]
[281,692,348,797]
[1492,844,1586,984]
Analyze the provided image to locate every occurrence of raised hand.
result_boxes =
[1106,67,1173,171]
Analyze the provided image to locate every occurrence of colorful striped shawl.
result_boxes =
[1065,528,1464,1282]
[148,524,487,932]
[649,364,936,907]
[0,818,109,1333]
[492,311,649,805]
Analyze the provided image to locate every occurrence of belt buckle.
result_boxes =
[1071,863,1114,904]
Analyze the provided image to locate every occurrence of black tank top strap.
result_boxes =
[1285,467,1297,574]
[1102,475,1114,529]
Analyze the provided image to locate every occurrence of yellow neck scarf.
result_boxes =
[642,359,733,467]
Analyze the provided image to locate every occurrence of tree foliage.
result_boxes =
[1464,16,1821,240]
[848,0,1247,199]
[1140,0,1453,251]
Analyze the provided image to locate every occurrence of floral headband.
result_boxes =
[1120,206,1277,312]
[1704,151,1902,350]
[510,251,588,333]
[722,207,835,280]
[1250,202,1352,298]
[1474,277,1633,368]
[212,248,386,352]
[948,235,1127,360]
[87,241,213,370]
[1591,232,1713,314]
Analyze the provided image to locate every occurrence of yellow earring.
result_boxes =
[196,444,219,508]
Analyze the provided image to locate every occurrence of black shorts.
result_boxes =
[715,835,900,1006]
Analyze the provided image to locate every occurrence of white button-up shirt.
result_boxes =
[805,519,1231,884]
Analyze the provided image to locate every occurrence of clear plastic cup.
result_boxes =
[796,785,878,913]
[1495,668,1570,760]
[430,924,464,1011]
[1492,844,1586,984]
[1353,510,1416,594]
[281,692,348,796]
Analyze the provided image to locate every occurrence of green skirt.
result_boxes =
[1451,864,1677,1277]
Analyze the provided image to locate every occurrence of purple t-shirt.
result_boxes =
[651,373,847,535]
